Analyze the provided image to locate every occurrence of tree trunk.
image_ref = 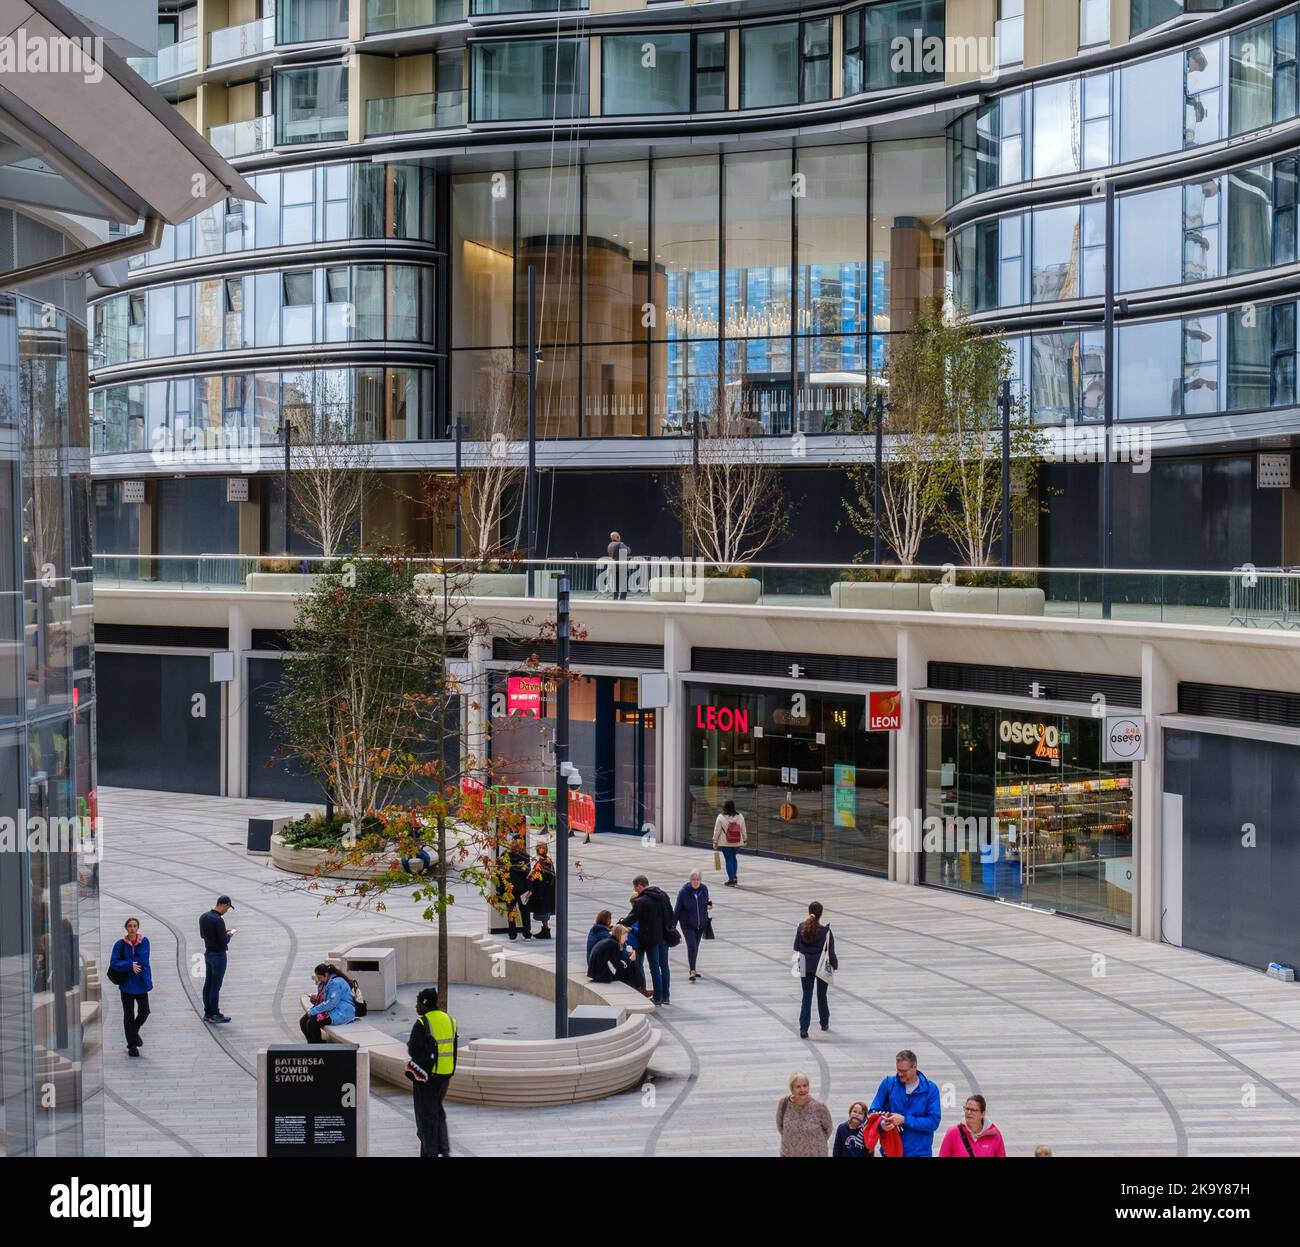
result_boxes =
[437,811,449,1008]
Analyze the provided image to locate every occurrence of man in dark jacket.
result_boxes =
[606,530,630,600]
[621,875,676,1005]
[198,896,235,1023]
[869,1049,943,1157]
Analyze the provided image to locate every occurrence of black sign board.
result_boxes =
[265,1045,359,1157]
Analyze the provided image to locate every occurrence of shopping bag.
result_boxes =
[815,927,835,986]
[713,851,722,872]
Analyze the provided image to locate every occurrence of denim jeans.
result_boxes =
[682,925,702,972]
[203,950,227,1016]
[644,943,671,1002]
[721,847,739,881]
[799,974,829,1032]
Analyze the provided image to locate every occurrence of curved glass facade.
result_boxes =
[91,364,435,455]
[947,8,1300,207]
[124,161,436,272]
[92,262,435,368]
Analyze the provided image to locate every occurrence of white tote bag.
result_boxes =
[815,927,835,986]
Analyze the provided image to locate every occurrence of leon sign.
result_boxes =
[868,690,902,731]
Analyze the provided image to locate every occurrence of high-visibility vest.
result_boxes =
[421,1010,458,1075]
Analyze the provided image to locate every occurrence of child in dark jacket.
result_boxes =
[586,910,613,960]
[833,1102,873,1157]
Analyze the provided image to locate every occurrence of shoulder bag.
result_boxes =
[815,927,835,985]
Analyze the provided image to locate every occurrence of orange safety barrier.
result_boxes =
[568,790,596,836]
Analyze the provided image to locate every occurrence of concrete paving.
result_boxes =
[98,788,1300,1157]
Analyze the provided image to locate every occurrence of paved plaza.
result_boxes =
[98,789,1300,1157]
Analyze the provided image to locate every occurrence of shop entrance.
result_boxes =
[757,728,824,854]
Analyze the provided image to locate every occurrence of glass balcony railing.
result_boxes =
[126,56,158,83]
[365,90,467,135]
[89,556,1299,631]
[207,116,275,159]
[277,112,349,146]
[209,17,276,65]
[156,37,197,81]
[365,0,467,32]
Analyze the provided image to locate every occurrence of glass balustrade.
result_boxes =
[365,90,467,135]
[209,17,276,65]
[156,38,197,81]
[207,116,275,159]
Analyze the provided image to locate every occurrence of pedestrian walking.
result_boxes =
[299,963,356,1043]
[406,986,458,1157]
[198,895,236,1023]
[673,870,712,982]
[108,917,152,1057]
[622,874,677,1005]
[607,530,630,599]
[939,1094,1006,1157]
[586,909,613,960]
[502,826,533,941]
[775,1072,833,1157]
[869,1049,943,1157]
[588,923,640,986]
[833,1101,873,1157]
[712,799,747,886]
[527,841,556,939]
[793,900,837,1038]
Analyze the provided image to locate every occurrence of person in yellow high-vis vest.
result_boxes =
[405,987,458,1157]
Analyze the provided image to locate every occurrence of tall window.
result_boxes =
[997,0,1025,68]
[472,38,587,120]
[694,31,727,112]
[1080,0,1109,48]
[853,0,945,93]
[741,23,799,108]
[801,19,831,104]
[603,34,692,115]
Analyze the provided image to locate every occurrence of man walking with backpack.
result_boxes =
[622,874,678,1006]
[712,799,748,886]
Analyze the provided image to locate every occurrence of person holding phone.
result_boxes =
[109,916,153,1057]
[198,895,236,1023]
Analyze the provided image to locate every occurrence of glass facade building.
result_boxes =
[1,215,102,1156]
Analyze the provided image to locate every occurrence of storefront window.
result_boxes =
[686,684,890,875]
[921,701,1133,928]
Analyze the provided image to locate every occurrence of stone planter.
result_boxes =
[686,577,762,605]
[831,581,933,611]
[269,833,392,881]
[414,572,527,598]
[648,577,688,602]
[245,572,321,593]
[929,585,1046,617]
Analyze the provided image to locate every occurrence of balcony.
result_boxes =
[207,116,275,159]
[209,17,276,65]
[126,56,157,84]
[365,0,467,32]
[156,37,197,81]
[365,90,467,136]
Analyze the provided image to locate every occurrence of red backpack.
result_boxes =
[724,818,743,844]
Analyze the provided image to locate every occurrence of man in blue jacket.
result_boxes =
[869,1049,942,1156]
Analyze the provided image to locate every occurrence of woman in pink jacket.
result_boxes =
[939,1094,1006,1157]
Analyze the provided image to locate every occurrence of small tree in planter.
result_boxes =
[669,388,789,572]
[271,552,571,1005]
[842,326,949,569]
[927,302,1044,567]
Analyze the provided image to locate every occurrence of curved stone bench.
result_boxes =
[309,931,659,1105]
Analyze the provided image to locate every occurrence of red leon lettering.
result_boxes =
[696,705,749,734]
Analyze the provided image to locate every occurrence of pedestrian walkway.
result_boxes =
[99,789,1300,1156]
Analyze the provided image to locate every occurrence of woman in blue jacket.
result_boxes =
[587,910,613,960]
[673,871,712,982]
[299,963,356,1043]
[109,916,153,1057]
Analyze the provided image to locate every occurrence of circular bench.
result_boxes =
[309,931,659,1106]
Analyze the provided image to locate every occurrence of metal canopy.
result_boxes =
[0,0,257,225]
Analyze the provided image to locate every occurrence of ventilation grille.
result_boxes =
[692,647,897,685]
[95,624,229,649]
[1178,682,1300,729]
[928,661,1141,707]
[493,639,663,668]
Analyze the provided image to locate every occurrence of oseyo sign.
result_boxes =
[1104,716,1147,762]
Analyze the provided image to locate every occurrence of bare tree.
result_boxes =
[286,369,372,558]
[842,304,951,567]
[669,388,789,570]
[461,349,525,559]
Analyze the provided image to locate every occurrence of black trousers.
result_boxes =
[120,991,150,1048]
[413,1074,452,1156]
[682,925,703,971]
[508,897,531,939]
[299,1013,328,1043]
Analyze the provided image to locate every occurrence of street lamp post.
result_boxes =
[552,572,571,1039]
